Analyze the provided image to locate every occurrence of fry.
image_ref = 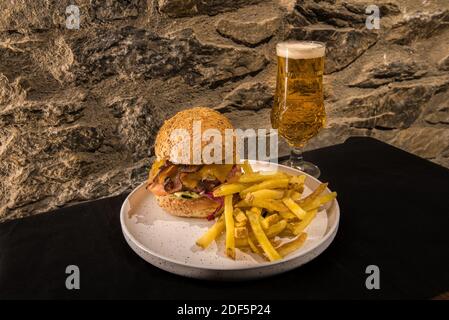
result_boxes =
[289,175,306,184]
[250,207,262,215]
[234,226,248,239]
[235,237,249,247]
[242,160,253,174]
[224,195,235,259]
[278,227,295,238]
[196,216,225,249]
[261,214,280,230]
[246,210,282,261]
[239,171,287,183]
[298,183,328,207]
[291,209,317,235]
[282,197,307,219]
[248,198,288,213]
[265,219,287,238]
[234,210,247,224]
[286,222,296,232]
[246,189,284,201]
[213,183,246,197]
[277,233,308,257]
[302,192,337,211]
[240,178,289,197]
[270,238,282,247]
[235,199,251,208]
[288,175,306,191]
[247,236,260,254]
[279,211,297,221]
[286,189,302,201]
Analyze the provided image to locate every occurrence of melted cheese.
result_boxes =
[180,164,234,189]
[149,159,165,181]
[199,164,234,183]
[180,173,200,190]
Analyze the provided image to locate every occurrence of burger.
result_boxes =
[147,107,240,219]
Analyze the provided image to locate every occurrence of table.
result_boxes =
[1,137,448,300]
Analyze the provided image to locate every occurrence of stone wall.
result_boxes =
[1,0,448,221]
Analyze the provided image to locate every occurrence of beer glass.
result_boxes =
[271,41,326,178]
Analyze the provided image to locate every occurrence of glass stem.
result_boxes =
[290,146,305,170]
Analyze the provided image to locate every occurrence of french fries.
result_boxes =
[195,167,337,262]
[234,226,248,239]
[235,237,249,247]
[291,209,317,235]
[282,197,307,220]
[242,160,253,174]
[196,216,225,249]
[247,236,260,254]
[286,189,302,201]
[277,233,308,257]
[213,183,246,197]
[265,219,287,238]
[234,209,247,224]
[235,199,251,208]
[298,183,328,207]
[239,171,287,183]
[240,178,289,197]
[302,192,337,211]
[224,195,235,259]
[261,214,280,230]
[246,189,285,201]
[278,227,295,238]
[247,198,288,212]
[247,209,282,261]
[279,210,297,221]
[288,175,306,191]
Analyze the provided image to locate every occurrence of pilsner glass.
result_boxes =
[271,41,326,178]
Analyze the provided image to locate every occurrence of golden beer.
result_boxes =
[271,41,325,148]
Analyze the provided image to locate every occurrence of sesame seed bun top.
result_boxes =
[154,107,235,164]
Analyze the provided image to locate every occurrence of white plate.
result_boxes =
[120,160,340,280]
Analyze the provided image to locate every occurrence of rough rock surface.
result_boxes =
[1,0,449,221]
[158,0,264,18]
[216,16,281,46]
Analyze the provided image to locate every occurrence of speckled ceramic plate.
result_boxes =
[120,160,340,280]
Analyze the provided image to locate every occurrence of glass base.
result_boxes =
[282,159,321,178]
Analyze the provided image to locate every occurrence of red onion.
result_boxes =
[203,192,224,220]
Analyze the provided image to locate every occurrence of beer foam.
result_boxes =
[276,41,325,59]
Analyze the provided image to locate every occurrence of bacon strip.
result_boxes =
[147,182,168,196]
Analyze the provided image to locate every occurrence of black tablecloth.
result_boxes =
[1,137,448,300]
